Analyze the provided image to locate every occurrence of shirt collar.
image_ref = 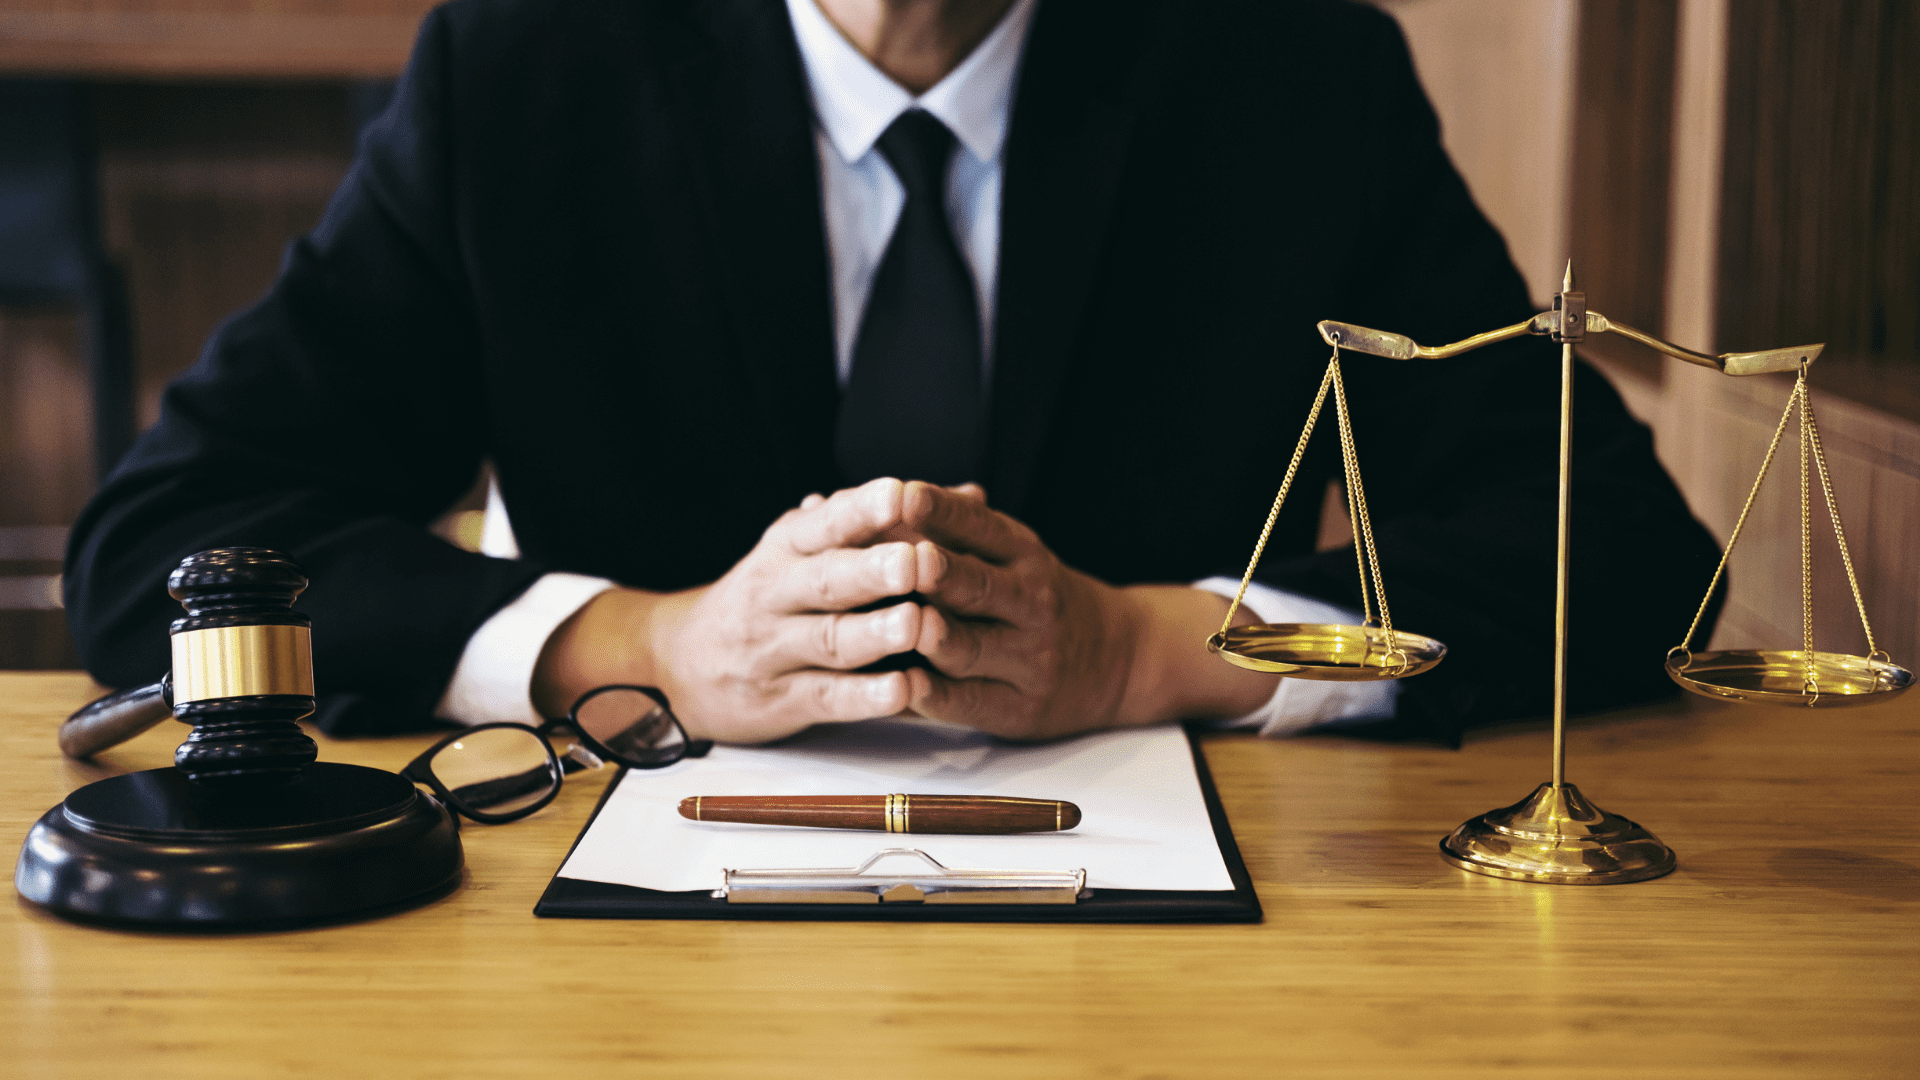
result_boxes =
[785,0,1037,167]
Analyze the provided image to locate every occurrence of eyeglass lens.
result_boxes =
[574,687,686,767]
[426,726,559,815]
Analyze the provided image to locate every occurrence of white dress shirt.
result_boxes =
[788,0,1028,382]
[435,0,1398,735]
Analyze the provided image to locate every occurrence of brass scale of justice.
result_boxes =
[1206,263,1914,884]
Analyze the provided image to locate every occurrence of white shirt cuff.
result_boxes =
[1189,576,1402,737]
[434,571,618,726]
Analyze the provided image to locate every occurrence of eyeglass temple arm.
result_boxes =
[438,741,696,813]
[446,763,563,810]
[1317,314,1822,377]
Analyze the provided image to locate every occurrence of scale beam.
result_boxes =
[1317,313,1822,376]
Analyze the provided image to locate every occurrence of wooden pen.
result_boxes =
[677,794,1081,834]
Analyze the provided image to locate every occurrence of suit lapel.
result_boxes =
[987,0,1162,516]
[664,0,841,496]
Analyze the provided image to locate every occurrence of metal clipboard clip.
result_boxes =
[715,848,1088,905]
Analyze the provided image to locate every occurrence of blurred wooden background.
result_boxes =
[0,82,366,666]
[0,1,435,79]
[1,0,1916,685]
[1364,0,1919,672]
[0,1,413,668]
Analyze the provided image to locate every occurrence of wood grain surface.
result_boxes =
[4,670,1917,1079]
[0,2,437,79]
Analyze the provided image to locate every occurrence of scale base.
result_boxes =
[1440,782,1675,885]
[15,762,463,929]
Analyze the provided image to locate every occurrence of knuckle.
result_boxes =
[918,608,946,654]
[814,613,843,665]
[959,625,986,675]
[1031,580,1059,617]
[809,677,840,718]
[807,556,837,607]
[1029,644,1061,684]
[922,542,948,585]
[966,561,994,609]
[820,555,850,602]
[875,542,912,593]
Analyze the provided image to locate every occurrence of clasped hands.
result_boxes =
[533,478,1274,743]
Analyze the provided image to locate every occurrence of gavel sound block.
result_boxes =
[14,548,463,929]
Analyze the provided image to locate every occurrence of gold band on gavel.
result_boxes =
[170,624,315,704]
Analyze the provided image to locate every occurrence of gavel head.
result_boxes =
[167,548,319,791]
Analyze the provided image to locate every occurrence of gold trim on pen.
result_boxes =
[695,796,702,822]
[884,793,911,834]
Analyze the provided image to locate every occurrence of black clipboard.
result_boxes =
[533,724,1262,923]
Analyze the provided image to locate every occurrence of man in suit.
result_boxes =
[64,0,1721,745]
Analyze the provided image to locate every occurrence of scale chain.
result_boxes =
[1800,377,1815,696]
[1330,359,1400,663]
[1217,354,1338,634]
[1801,383,1880,658]
[1217,343,1404,674]
[1671,362,1886,696]
[1672,369,1801,656]
[1333,365,1373,625]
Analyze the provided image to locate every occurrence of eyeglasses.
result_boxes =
[401,685,710,824]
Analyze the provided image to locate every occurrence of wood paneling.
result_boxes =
[0,84,355,669]
[0,307,92,526]
[0,309,89,669]
[3,673,1918,1078]
[89,83,356,429]
[1389,0,1919,673]
[1600,355,1920,668]
[1379,0,1577,307]
[1602,0,1920,669]
[1719,0,1920,422]
[1567,0,1678,380]
[0,2,436,79]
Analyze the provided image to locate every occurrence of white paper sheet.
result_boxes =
[555,719,1235,893]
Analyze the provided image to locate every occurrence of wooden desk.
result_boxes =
[0,2,436,79]
[3,671,1916,1078]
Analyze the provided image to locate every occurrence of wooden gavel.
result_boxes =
[58,547,320,790]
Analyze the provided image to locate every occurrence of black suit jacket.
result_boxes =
[65,0,1721,740]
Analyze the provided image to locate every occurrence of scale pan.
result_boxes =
[1666,648,1913,707]
[1207,623,1445,681]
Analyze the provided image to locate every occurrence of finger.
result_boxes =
[799,492,826,510]
[776,669,913,723]
[773,542,919,612]
[901,480,1030,563]
[914,604,1022,681]
[918,544,1025,620]
[777,602,924,672]
[908,671,1033,737]
[782,478,907,555]
[948,482,987,502]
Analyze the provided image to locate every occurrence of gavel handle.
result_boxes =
[59,678,172,759]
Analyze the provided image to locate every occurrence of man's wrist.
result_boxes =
[1117,585,1274,726]
[438,572,616,726]
[1187,577,1402,735]
[533,586,667,718]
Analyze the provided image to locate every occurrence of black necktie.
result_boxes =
[836,109,984,487]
